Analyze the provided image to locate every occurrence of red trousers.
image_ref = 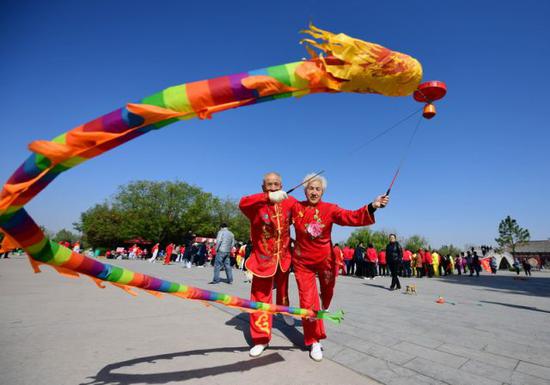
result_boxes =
[294,260,336,346]
[249,267,290,345]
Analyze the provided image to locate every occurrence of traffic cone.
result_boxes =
[436,296,445,304]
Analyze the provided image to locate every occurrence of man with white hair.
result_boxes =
[291,173,388,361]
[239,172,297,358]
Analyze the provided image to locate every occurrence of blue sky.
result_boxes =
[1,0,549,248]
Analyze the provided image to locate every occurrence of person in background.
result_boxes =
[182,230,195,268]
[513,257,521,275]
[210,223,235,284]
[237,242,247,270]
[447,254,455,275]
[343,245,355,276]
[411,252,418,277]
[402,248,412,278]
[196,241,207,267]
[440,254,448,275]
[208,243,216,265]
[415,249,424,278]
[455,254,462,275]
[353,242,365,278]
[386,234,403,290]
[472,251,481,277]
[174,244,181,262]
[466,251,473,276]
[424,249,433,278]
[333,243,346,276]
[163,243,174,265]
[365,243,377,280]
[378,248,387,276]
[72,241,81,254]
[522,259,532,276]
[432,250,440,277]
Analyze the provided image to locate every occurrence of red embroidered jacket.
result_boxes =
[239,192,297,277]
[291,201,375,267]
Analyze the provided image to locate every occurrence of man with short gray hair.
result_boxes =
[239,172,297,357]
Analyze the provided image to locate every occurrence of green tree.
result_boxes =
[75,180,251,248]
[495,215,530,253]
[52,229,79,244]
[39,225,54,240]
[346,228,391,250]
[112,180,221,243]
[403,235,429,253]
[438,244,461,257]
[212,197,250,241]
[75,203,129,249]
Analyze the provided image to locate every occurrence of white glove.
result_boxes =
[268,190,288,203]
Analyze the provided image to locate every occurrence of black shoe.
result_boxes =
[227,281,233,284]
[208,281,219,284]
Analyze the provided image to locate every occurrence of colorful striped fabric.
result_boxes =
[0,25,422,323]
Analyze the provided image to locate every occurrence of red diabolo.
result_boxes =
[413,81,447,119]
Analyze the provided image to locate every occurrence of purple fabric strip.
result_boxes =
[229,72,256,101]
[102,108,130,133]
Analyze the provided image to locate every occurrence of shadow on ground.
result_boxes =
[362,283,392,291]
[80,346,296,385]
[225,313,306,349]
[479,300,550,314]
[434,274,550,297]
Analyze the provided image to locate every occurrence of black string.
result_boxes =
[386,113,425,195]
[347,106,423,156]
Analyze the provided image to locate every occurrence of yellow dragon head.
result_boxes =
[300,24,423,97]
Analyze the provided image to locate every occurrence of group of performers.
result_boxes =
[239,172,389,361]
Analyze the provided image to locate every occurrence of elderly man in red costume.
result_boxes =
[291,173,388,361]
[239,172,297,358]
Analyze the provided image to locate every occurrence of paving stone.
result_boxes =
[392,341,467,369]
[330,346,367,367]
[400,334,445,349]
[516,361,550,381]
[437,343,518,369]
[511,371,550,385]
[320,338,345,360]
[345,338,416,366]
[459,359,514,383]
[485,341,550,367]
[345,354,436,385]
[387,375,447,385]
[404,357,502,385]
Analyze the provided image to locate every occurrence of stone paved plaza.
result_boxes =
[1,255,549,385]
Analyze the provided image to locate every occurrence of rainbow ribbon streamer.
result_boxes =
[0,25,423,323]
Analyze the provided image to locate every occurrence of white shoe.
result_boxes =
[283,314,295,326]
[249,344,268,357]
[310,342,323,362]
